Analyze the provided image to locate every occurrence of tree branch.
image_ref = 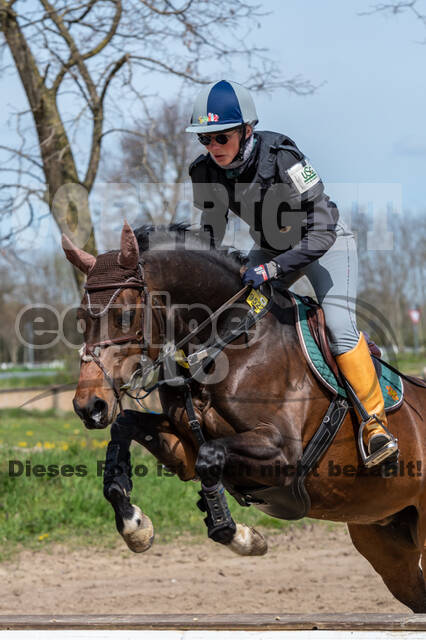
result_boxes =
[0,200,35,243]
[139,0,195,16]
[64,0,98,24]
[40,0,98,104]
[130,54,211,82]
[51,0,122,94]
[99,52,129,104]
[0,145,44,169]
[83,54,128,192]
[360,1,426,24]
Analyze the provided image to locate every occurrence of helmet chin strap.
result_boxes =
[235,124,246,161]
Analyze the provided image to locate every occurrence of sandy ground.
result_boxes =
[0,523,408,615]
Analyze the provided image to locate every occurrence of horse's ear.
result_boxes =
[118,220,139,269]
[61,234,96,274]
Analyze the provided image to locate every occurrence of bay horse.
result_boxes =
[63,222,426,612]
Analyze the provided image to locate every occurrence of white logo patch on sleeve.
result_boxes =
[287,161,320,194]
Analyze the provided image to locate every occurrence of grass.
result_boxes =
[0,407,99,448]
[391,351,425,376]
[0,408,303,560]
[1,365,64,373]
[0,371,75,389]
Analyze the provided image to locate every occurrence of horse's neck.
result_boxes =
[145,250,240,347]
[147,251,240,308]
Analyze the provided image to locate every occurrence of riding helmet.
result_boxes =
[185,80,258,133]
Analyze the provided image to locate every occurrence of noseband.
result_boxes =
[80,263,152,413]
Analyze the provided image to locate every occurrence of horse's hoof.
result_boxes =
[121,505,154,553]
[227,523,268,556]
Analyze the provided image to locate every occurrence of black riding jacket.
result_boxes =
[189,130,340,276]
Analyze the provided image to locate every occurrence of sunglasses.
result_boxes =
[197,128,240,146]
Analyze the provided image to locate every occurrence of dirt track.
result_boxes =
[0,523,408,614]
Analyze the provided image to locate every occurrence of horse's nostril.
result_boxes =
[93,399,106,414]
[91,397,107,421]
[73,396,108,425]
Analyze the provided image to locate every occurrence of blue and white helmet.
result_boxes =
[185,80,258,134]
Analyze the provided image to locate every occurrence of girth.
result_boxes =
[229,397,348,520]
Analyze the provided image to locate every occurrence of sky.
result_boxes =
[254,0,426,211]
[0,0,425,251]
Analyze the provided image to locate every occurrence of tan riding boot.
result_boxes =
[336,333,398,467]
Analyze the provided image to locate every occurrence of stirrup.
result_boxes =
[357,414,399,468]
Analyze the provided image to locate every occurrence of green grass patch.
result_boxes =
[391,351,425,376]
[0,409,303,559]
[0,371,75,389]
[0,407,104,450]
[1,366,65,373]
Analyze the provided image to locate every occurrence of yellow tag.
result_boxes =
[174,349,190,369]
[246,289,269,314]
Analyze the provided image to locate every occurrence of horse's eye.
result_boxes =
[118,309,135,330]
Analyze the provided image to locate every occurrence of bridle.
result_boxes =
[79,262,152,413]
[78,259,268,415]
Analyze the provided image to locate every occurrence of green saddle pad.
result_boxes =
[290,292,403,411]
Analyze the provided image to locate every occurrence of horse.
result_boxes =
[62,221,426,612]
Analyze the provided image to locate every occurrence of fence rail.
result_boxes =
[0,386,74,412]
[1,614,426,631]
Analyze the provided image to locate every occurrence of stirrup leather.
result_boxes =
[357,414,398,468]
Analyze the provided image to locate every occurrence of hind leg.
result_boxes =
[348,521,426,612]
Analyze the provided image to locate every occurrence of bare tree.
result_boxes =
[0,248,79,364]
[104,96,198,229]
[361,1,426,40]
[0,0,317,288]
[355,210,425,350]
[0,264,21,363]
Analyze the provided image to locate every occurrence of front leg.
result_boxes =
[196,425,286,556]
[103,416,154,553]
[103,409,197,552]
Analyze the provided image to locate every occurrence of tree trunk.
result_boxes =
[0,3,96,290]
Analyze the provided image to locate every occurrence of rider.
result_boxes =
[186,79,398,468]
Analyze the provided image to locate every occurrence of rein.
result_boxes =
[122,283,272,413]
[80,260,256,410]
[158,285,251,360]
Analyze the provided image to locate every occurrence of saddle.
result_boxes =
[275,291,403,411]
[302,296,382,382]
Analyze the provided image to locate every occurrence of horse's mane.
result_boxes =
[133,223,248,272]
